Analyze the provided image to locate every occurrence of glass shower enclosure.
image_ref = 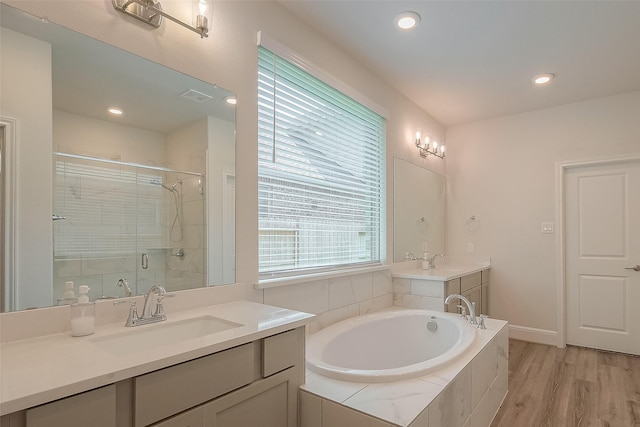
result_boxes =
[52,152,206,303]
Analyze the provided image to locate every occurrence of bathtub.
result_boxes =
[306,309,476,383]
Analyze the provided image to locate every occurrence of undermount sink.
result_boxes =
[91,315,244,356]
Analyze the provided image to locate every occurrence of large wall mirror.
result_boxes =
[393,157,445,262]
[0,4,236,312]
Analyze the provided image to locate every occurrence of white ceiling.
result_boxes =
[279,1,640,126]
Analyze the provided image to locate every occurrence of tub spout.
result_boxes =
[444,294,477,325]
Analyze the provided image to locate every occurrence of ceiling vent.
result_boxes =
[179,89,213,103]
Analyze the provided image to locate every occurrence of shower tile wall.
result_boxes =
[164,174,206,293]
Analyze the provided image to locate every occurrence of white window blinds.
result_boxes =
[258,47,386,277]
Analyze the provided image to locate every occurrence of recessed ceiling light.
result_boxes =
[395,12,421,30]
[107,107,124,115]
[532,73,555,86]
[224,96,237,105]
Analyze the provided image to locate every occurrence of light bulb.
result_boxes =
[193,0,213,36]
[432,141,438,150]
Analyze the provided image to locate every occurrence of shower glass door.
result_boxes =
[53,153,206,303]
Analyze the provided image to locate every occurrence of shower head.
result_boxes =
[151,179,182,192]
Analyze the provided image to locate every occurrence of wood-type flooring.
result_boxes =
[491,339,640,427]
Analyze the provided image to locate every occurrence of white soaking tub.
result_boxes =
[306,309,476,383]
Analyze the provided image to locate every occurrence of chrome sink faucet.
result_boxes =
[444,294,478,326]
[427,253,444,269]
[123,284,172,327]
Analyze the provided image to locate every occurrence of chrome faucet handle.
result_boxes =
[470,302,478,325]
[457,305,467,320]
[154,293,174,318]
[123,301,140,327]
[478,314,488,330]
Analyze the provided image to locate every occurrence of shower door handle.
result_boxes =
[141,253,149,270]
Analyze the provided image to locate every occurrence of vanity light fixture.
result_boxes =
[415,131,445,159]
[112,0,213,38]
[532,73,554,86]
[395,12,421,30]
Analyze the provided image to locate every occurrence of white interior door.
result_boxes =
[565,159,640,355]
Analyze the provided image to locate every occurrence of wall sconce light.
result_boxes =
[415,131,445,159]
[112,0,213,38]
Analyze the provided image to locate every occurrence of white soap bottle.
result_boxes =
[422,251,430,270]
[70,285,95,337]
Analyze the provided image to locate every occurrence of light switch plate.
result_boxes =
[541,222,554,234]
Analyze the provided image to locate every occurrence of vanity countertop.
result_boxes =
[391,263,490,281]
[0,301,314,416]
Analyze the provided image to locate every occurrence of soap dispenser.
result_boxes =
[70,285,95,337]
[57,281,78,305]
[421,252,430,270]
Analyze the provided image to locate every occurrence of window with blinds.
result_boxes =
[258,46,386,277]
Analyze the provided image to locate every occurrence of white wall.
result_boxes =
[445,91,640,336]
[0,27,53,310]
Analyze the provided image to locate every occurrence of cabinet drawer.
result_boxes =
[263,328,301,377]
[460,272,482,292]
[26,385,116,427]
[135,342,259,427]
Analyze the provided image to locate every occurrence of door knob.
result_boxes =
[625,265,640,271]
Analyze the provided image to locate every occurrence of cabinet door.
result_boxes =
[461,286,481,317]
[445,278,461,313]
[203,368,297,427]
[481,283,489,315]
[151,407,203,427]
[25,385,116,427]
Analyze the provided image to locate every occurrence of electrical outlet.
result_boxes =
[467,243,474,254]
[541,222,554,234]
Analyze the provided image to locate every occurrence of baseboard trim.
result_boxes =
[509,325,559,347]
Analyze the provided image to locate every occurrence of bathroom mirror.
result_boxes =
[0,4,235,312]
[393,157,445,262]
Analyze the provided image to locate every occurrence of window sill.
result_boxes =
[255,264,390,290]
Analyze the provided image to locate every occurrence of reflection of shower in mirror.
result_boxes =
[153,179,183,242]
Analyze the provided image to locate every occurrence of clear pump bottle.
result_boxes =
[70,285,95,336]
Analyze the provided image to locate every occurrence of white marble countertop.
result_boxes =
[391,262,490,281]
[0,301,314,415]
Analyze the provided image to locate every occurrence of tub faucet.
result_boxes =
[444,294,478,326]
[427,253,444,269]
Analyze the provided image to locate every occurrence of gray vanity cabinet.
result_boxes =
[3,327,304,427]
[446,270,489,316]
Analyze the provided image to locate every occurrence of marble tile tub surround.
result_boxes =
[300,317,509,427]
[261,269,394,335]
